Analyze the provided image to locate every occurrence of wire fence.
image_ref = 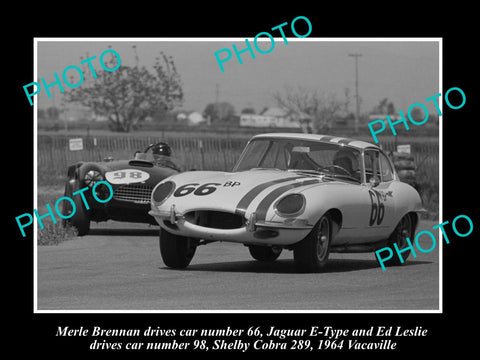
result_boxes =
[37,133,439,186]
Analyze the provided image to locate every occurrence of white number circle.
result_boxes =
[105,169,150,184]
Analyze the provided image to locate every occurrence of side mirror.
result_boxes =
[369,177,380,188]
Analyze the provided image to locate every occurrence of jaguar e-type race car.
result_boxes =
[149,133,424,272]
[63,142,180,235]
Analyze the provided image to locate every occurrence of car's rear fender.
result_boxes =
[67,162,83,180]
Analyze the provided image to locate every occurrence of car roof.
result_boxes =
[251,133,380,150]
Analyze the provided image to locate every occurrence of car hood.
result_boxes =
[79,159,178,187]
[98,159,154,171]
[156,169,325,217]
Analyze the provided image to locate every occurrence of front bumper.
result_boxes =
[148,207,313,246]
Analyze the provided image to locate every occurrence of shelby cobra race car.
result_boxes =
[63,142,180,235]
[149,133,424,272]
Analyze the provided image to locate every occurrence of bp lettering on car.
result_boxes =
[149,133,424,272]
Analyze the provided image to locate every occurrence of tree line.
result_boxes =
[39,45,436,133]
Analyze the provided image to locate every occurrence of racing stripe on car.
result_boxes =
[319,135,353,145]
[235,176,308,216]
[318,135,335,142]
[337,138,354,145]
[254,179,320,221]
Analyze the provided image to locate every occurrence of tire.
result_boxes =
[248,245,282,262]
[159,228,197,269]
[62,180,90,236]
[293,214,332,272]
[377,213,413,267]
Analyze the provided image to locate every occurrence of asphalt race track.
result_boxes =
[37,220,439,311]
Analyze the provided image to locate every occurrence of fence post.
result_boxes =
[199,139,205,170]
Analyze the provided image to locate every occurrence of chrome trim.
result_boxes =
[247,212,257,232]
[170,204,177,224]
[256,219,313,230]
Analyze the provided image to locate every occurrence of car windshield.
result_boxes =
[233,138,362,182]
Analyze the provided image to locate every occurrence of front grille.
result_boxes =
[185,210,245,229]
[113,184,153,204]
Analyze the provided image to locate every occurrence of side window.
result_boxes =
[379,152,394,182]
[364,150,381,183]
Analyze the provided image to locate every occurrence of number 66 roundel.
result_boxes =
[368,189,385,226]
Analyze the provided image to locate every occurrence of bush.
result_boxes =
[36,186,79,245]
[37,222,78,246]
[414,163,439,221]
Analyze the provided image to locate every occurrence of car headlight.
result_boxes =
[152,181,175,206]
[274,193,306,217]
[84,170,103,187]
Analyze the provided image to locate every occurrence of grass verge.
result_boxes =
[36,186,79,246]
[37,222,78,246]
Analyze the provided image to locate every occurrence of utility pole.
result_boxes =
[213,83,220,124]
[349,53,362,134]
[215,83,220,105]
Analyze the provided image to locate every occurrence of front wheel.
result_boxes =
[62,180,90,236]
[293,215,332,272]
[248,245,282,262]
[159,228,197,269]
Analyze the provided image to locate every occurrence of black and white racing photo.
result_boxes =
[32,38,441,312]
[10,7,478,355]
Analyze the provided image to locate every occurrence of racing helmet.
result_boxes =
[151,142,172,157]
[333,147,359,174]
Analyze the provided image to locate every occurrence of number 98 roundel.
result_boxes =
[105,169,150,184]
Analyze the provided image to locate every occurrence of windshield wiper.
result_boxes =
[323,173,361,183]
[288,169,360,183]
[250,167,282,171]
[287,169,324,176]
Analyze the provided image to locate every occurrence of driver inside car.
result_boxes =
[332,147,361,181]
[151,143,182,171]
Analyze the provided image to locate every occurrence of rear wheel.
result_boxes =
[293,215,331,272]
[248,245,282,262]
[159,228,197,269]
[377,214,413,267]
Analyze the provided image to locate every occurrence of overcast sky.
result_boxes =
[35,39,440,115]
